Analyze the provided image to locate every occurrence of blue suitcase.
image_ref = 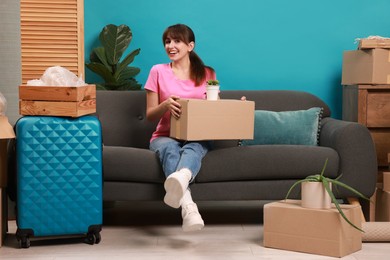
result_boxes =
[14,116,103,248]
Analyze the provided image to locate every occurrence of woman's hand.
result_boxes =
[164,95,181,119]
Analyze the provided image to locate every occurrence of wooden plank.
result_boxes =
[19,85,96,102]
[19,99,96,117]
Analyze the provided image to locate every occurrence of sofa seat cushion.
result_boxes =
[103,146,165,183]
[196,145,339,183]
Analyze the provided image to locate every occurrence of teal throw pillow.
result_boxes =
[241,107,323,146]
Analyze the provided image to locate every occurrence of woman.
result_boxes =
[144,24,216,232]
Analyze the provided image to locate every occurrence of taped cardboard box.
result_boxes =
[264,200,362,258]
[342,49,390,85]
[170,99,255,141]
[19,84,96,117]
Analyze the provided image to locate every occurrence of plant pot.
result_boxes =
[206,85,219,100]
[301,182,332,209]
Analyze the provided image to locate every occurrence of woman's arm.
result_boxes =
[146,90,182,121]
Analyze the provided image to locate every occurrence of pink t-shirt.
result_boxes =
[144,63,216,142]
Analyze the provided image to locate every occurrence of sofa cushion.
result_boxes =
[103,146,165,183]
[241,107,322,146]
[196,145,339,183]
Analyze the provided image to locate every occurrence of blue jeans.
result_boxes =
[150,137,211,182]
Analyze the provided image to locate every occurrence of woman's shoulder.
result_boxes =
[151,63,171,72]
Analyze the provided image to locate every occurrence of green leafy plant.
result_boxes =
[86,24,141,90]
[285,159,370,232]
[206,79,220,86]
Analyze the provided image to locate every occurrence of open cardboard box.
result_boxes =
[0,116,15,247]
[170,99,255,141]
[342,49,390,85]
[264,200,362,258]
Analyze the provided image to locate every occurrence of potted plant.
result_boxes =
[85,24,142,90]
[206,80,220,100]
[285,159,370,232]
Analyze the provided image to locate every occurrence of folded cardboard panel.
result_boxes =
[264,200,362,258]
[170,99,255,141]
[342,49,390,85]
[19,84,96,117]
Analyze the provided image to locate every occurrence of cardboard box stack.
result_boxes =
[263,200,362,258]
[0,116,16,247]
[342,37,390,219]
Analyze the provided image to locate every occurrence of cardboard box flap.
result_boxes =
[0,116,15,139]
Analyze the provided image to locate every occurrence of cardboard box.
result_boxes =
[264,200,362,258]
[375,188,390,221]
[170,99,255,141]
[0,116,15,188]
[358,38,390,49]
[19,84,96,117]
[341,49,390,85]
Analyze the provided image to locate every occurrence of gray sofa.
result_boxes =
[96,90,377,217]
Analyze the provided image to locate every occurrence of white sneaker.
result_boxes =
[164,170,190,208]
[181,203,204,232]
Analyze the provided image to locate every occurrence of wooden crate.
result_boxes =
[19,84,96,117]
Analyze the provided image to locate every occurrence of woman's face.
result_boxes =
[164,37,194,62]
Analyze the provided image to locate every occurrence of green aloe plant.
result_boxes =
[206,79,220,86]
[86,24,141,90]
[285,159,370,232]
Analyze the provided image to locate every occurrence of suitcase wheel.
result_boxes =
[16,228,33,248]
[85,231,101,245]
[18,236,30,249]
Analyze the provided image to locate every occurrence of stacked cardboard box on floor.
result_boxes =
[263,200,362,258]
[0,116,16,247]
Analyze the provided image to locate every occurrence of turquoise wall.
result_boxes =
[84,0,390,119]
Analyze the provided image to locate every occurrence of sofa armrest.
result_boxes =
[319,117,377,198]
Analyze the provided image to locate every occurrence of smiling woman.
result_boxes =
[144,24,217,232]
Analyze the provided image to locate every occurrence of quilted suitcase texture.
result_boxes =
[15,116,103,248]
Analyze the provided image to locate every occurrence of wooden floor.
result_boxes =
[1,201,389,259]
